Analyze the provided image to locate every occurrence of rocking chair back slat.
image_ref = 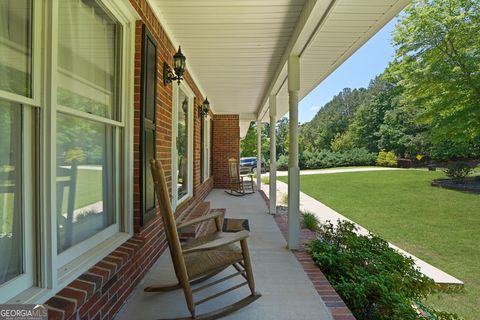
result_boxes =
[149,160,190,286]
[228,158,240,183]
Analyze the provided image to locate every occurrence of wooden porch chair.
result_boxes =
[146,160,261,319]
[225,158,255,196]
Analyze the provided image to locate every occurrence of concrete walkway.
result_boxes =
[263,166,402,177]
[117,190,333,320]
[262,170,463,285]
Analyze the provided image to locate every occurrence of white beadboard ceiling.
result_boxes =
[149,0,409,134]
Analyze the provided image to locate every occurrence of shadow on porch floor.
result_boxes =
[116,189,333,320]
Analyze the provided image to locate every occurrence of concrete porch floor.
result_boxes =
[116,189,333,320]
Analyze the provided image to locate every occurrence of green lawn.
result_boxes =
[279,170,480,319]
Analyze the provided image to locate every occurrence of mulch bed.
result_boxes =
[432,178,480,193]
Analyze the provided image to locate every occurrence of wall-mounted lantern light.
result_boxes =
[197,97,210,117]
[163,46,186,86]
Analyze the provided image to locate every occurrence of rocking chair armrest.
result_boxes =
[182,230,250,254]
[176,211,223,230]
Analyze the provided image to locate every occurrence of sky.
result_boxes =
[296,17,399,124]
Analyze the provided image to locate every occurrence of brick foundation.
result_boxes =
[212,114,240,188]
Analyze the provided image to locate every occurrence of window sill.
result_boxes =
[8,232,132,304]
[57,232,132,286]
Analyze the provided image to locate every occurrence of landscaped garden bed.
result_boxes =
[431,178,480,193]
[307,220,459,320]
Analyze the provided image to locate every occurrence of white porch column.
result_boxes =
[256,120,262,189]
[288,55,300,250]
[269,95,277,215]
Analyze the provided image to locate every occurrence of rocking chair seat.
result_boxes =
[183,232,245,280]
[185,245,243,280]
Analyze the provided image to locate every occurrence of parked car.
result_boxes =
[239,157,266,174]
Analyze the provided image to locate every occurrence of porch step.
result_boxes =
[178,201,210,241]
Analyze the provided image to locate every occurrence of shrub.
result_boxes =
[301,211,319,231]
[307,220,459,320]
[280,192,288,205]
[261,176,270,185]
[277,155,289,171]
[376,150,397,167]
[299,148,376,170]
[444,161,474,181]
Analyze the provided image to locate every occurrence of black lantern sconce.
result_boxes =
[197,97,210,117]
[163,46,186,86]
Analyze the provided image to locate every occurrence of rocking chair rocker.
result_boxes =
[146,160,261,319]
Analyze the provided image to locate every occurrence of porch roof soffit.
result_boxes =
[146,0,410,121]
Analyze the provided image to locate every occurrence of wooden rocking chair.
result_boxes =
[225,158,255,196]
[146,160,261,319]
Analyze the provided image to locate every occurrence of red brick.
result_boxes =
[46,296,76,320]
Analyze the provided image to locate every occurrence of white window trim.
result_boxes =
[172,82,194,211]
[0,0,41,302]
[2,0,138,304]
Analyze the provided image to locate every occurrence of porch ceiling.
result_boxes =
[148,0,409,125]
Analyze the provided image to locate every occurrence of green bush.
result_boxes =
[444,161,474,181]
[307,220,459,320]
[277,155,289,171]
[280,192,288,205]
[299,148,376,170]
[301,211,319,231]
[376,150,397,167]
[261,176,270,185]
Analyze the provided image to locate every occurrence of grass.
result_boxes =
[278,170,480,319]
[301,211,319,231]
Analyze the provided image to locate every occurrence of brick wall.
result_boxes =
[212,114,240,189]
[45,0,215,319]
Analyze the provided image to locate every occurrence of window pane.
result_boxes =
[0,0,32,97]
[57,0,118,119]
[56,113,115,253]
[177,91,189,200]
[0,100,23,285]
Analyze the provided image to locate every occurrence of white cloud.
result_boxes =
[310,106,320,112]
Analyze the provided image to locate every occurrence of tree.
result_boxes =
[300,88,370,151]
[276,117,289,157]
[389,0,480,158]
[348,78,398,153]
[240,122,269,160]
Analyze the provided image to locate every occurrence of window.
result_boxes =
[172,84,194,209]
[0,0,135,303]
[140,25,157,225]
[56,114,116,253]
[55,0,121,261]
[0,0,35,302]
